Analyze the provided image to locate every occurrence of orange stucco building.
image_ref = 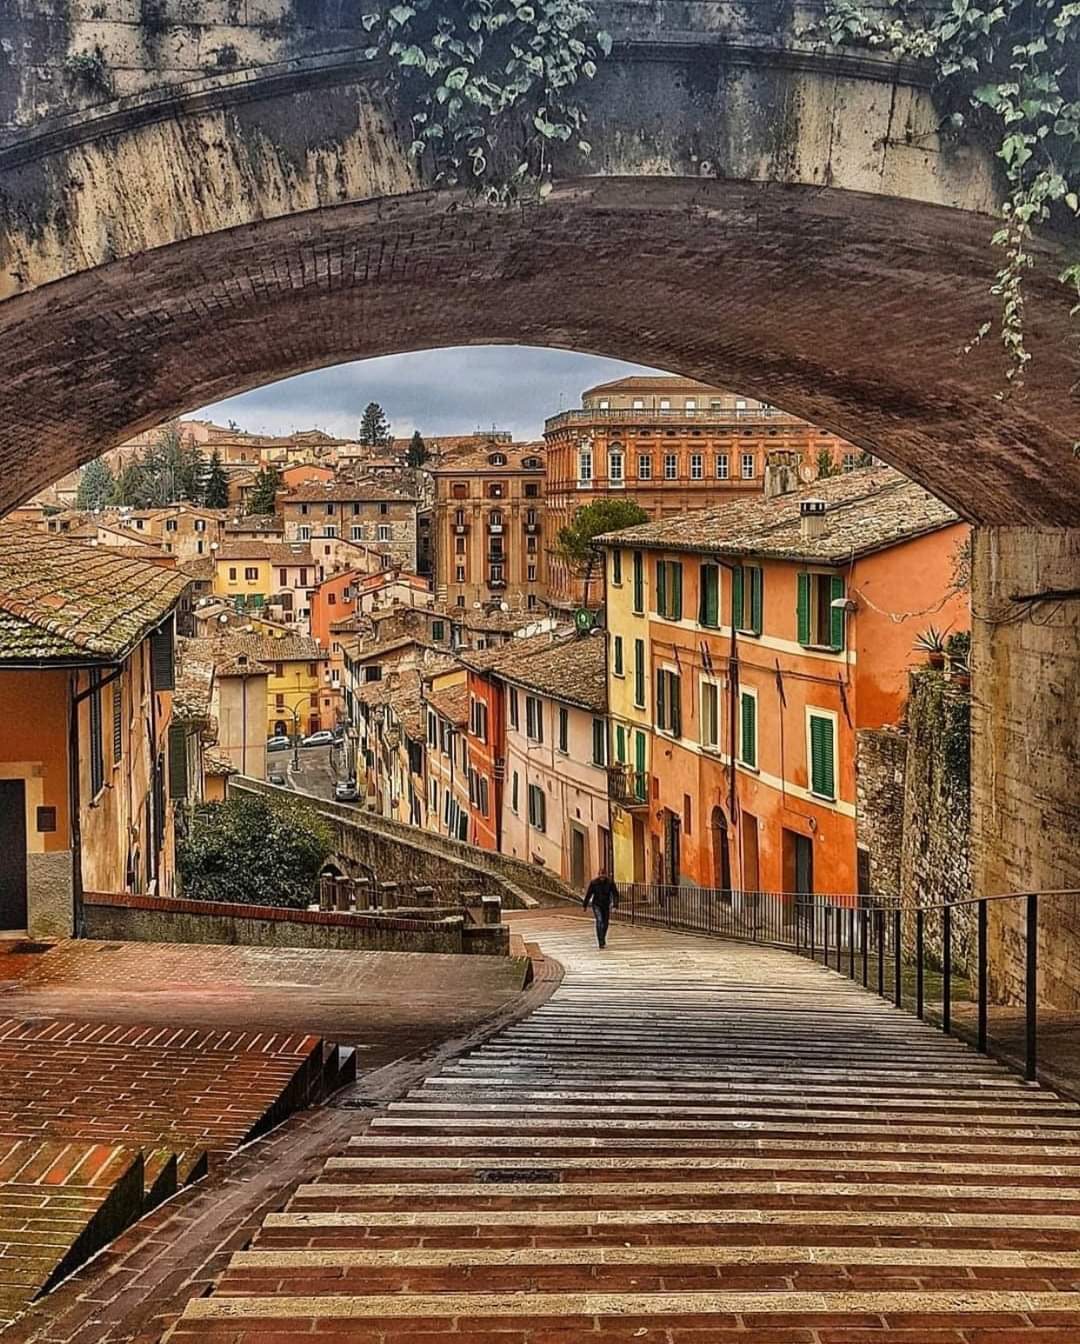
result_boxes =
[545,376,861,609]
[599,469,970,899]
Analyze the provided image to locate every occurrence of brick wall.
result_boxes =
[83,890,511,955]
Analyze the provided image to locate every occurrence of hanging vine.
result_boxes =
[821,0,1080,384]
[361,1,611,203]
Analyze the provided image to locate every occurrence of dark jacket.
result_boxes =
[583,876,619,911]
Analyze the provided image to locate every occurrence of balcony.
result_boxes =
[488,522,504,535]
[454,523,469,535]
[488,575,507,589]
[545,406,797,433]
[608,764,650,810]
[524,521,541,534]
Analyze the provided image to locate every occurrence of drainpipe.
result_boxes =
[67,672,84,939]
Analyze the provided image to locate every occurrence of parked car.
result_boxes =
[302,730,335,748]
[268,771,287,787]
[267,736,291,753]
[334,781,360,802]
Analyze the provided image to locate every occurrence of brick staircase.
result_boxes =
[0,1018,353,1332]
[172,912,1080,1342]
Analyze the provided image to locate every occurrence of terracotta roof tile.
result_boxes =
[425,683,469,727]
[0,525,188,664]
[599,468,959,563]
[489,634,607,713]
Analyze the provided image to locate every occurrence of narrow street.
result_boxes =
[169,910,1080,1342]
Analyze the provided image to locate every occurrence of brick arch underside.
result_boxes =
[2,178,1078,525]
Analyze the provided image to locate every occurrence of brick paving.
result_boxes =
[166,910,1080,1342]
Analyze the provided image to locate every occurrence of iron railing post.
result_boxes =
[809,900,816,963]
[1026,892,1038,1083]
[824,907,830,970]
[894,908,902,1007]
[849,908,856,980]
[916,908,925,1020]
[861,909,868,987]
[943,900,952,1035]
[876,909,885,998]
[977,899,988,1054]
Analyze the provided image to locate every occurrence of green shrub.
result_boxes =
[179,795,334,908]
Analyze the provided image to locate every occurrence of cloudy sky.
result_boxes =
[195,346,669,441]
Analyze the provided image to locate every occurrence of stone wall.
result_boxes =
[83,890,510,956]
[857,670,973,972]
[973,527,1080,1009]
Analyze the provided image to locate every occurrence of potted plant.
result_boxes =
[946,631,971,688]
[914,625,948,669]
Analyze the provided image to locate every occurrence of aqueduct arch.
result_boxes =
[1,1,1078,990]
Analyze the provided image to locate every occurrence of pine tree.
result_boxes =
[76,457,115,511]
[110,459,145,507]
[406,430,430,468]
[816,447,840,479]
[204,448,229,508]
[247,463,281,516]
[359,402,391,446]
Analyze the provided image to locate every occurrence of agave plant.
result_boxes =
[914,625,948,667]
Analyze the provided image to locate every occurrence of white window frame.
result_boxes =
[608,451,624,486]
[577,448,593,486]
[377,524,392,542]
[298,525,311,541]
[699,676,721,752]
[638,454,652,481]
[351,525,364,541]
[663,453,678,480]
[741,452,756,480]
[716,454,729,481]
[689,453,704,481]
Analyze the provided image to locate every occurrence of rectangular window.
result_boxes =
[739,689,758,769]
[512,770,520,813]
[432,620,445,641]
[244,567,258,581]
[592,718,607,767]
[690,453,704,481]
[632,551,644,614]
[609,452,624,483]
[229,567,237,581]
[716,453,729,480]
[634,639,646,708]
[456,565,466,583]
[797,572,846,650]
[613,634,624,677]
[324,525,338,539]
[470,698,488,743]
[427,712,438,748]
[377,525,392,542]
[527,564,537,582]
[731,564,764,636]
[656,668,682,737]
[616,724,626,763]
[509,688,519,731]
[655,560,683,621]
[611,550,622,586]
[479,776,489,817]
[528,783,546,832]
[88,673,104,797]
[638,454,652,481]
[664,453,678,480]
[698,563,720,628]
[299,526,311,541]
[351,525,364,541]
[701,679,720,750]
[578,449,593,484]
[809,711,837,800]
[526,695,544,743]
[741,452,756,479]
[558,705,569,753]
[326,503,335,516]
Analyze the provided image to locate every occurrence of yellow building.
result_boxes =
[200,633,329,740]
[603,544,655,885]
[0,526,188,937]
[212,543,273,609]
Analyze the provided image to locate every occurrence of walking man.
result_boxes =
[583,867,619,949]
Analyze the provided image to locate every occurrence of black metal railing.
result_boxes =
[614,883,1080,1087]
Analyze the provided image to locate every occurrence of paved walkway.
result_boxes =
[168,910,1080,1342]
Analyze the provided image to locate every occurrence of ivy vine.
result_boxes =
[361,1,611,203]
[821,0,1080,384]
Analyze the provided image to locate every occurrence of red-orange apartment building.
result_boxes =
[599,469,970,898]
[546,376,861,608]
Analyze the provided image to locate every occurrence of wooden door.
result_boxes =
[0,781,28,931]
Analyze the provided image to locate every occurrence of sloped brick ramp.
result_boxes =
[0,1017,329,1332]
[171,912,1080,1343]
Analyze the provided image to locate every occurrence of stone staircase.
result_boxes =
[0,1018,353,1332]
[171,912,1080,1342]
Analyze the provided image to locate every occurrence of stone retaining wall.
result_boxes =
[84,891,509,956]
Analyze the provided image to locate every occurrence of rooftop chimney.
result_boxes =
[800,498,828,540]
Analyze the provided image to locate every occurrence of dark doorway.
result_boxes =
[663,810,681,888]
[0,781,28,931]
[710,807,732,895]
[570,826,587,890]
[783,827,814,897]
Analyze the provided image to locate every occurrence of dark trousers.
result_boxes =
[592,901,611,947]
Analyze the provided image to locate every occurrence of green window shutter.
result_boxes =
[656,668,666,728]
[512,771,519,812]
[635,730,646,776]
[830,574,846,650]
[612,551,622,585]
[633,552,644,612]
[671,675,682,737]
[634,640,645,706]
[593,718,605,765]
[168,722,189,800]
[616,725,626,762]
[699,565,719,627]
[811,715,836,798]
[656,561,667,616]
[797,572,811,646]
[150,617,176,692]
[741,694,757,768]
[672,564,683,621]
[731,566,744,630]
[613,636,623,676]
[750,566,764,635]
